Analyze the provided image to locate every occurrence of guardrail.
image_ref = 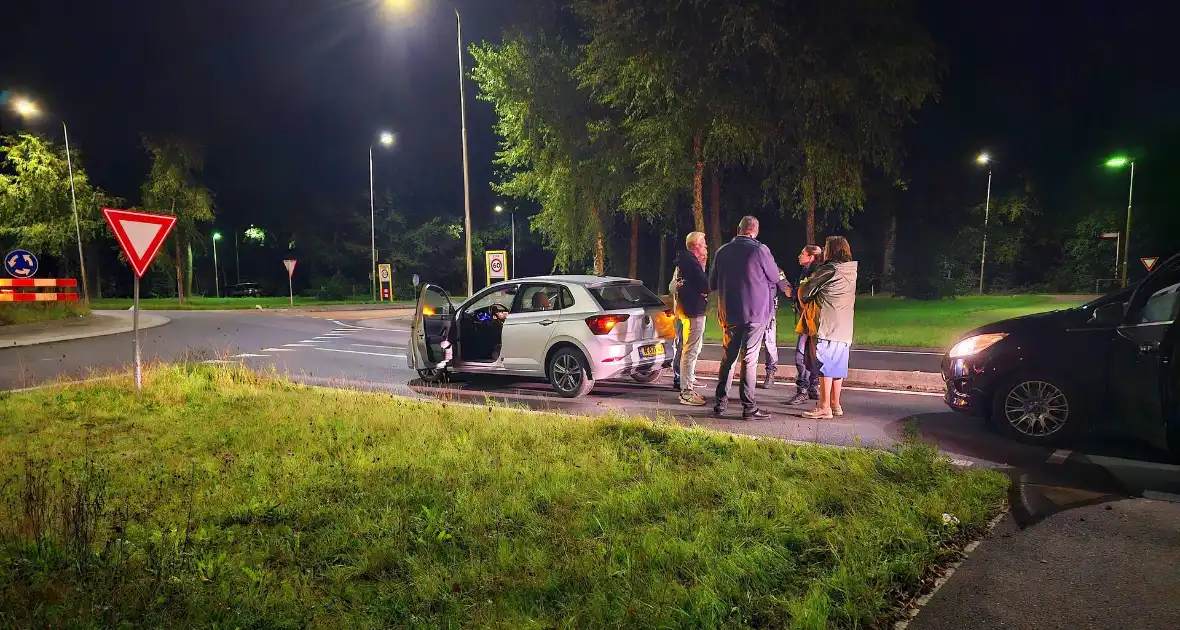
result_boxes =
[0,278,79,302]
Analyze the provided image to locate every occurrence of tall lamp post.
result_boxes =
[9,97,89,303]
[1105,156,1135,287]
[370,131,395,301]
[975,152,994,295]
[494,205,515,278]
[212,232,222,298]
[383,0,474,297]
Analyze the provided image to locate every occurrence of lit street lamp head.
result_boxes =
[378,131,395,147]
[10,97,41,119]
[976,152,991,165]
[1105,156,1129,168]
[212,232,222,241]
[494,205,504,213]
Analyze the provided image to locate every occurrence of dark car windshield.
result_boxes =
[1079,285,1135,310]
[589,283,665,310]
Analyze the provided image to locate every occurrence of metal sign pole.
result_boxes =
[133,275,142,390]
[288,274,294,307]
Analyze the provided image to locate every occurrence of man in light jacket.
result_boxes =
[708,216,791,419]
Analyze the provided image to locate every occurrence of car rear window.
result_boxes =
[589,283,665,310]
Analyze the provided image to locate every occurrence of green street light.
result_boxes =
[1105,155,1136,286]
[212,231,223,298]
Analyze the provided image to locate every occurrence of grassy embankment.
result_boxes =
[703,294,1090,348]
[0,301,90,326]
[0,365,1007,628]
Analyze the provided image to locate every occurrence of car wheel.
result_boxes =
[989,373,1079,445]
[548,347,595,398]
[630,367,664,384]
[417,368,447,384]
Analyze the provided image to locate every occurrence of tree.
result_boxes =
[473,33,637,275]
[0,134,113,265]
[141,137,214,303]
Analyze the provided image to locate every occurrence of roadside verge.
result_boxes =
[0,310,170,348]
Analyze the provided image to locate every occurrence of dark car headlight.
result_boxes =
[948,333,1008,358]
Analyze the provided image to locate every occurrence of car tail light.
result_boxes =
[585,314,629,335]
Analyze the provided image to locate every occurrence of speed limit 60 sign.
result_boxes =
[486,250,508,284]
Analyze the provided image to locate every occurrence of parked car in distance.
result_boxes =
[228,282,263,298]
[942,253,1180,457]
[408,275,676,397]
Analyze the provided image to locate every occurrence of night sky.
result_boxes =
[2,0,1177,265]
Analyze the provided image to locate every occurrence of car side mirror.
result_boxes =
[1091,302,1125,326]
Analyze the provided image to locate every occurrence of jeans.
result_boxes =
[795,333,819,395]
[680,316,706,392]
[715,321,766,412]
[671,317,683,384]
[761,314,779,373]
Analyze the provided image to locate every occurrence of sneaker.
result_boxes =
[679,391,707,406]
[786,391,810,405]
[808,391,820,400]
[832,405,844,417]
[801,407,834,420]
[713,404,727,417]
[743,408,771,420]
[759,372,777,389]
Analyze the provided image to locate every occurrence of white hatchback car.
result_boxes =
[407,275,676,397]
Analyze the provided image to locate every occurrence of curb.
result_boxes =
[692,360,945,393]
[0,311,171,348]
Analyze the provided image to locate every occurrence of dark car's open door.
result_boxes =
[408,284,455,378]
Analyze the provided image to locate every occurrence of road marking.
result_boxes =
[1046,449,1072,464]
[352,343,404,350]
[692,374,943,397]
[330,319,410,332]
[315,335,349,339]
[314,347,406,358]
[298,340,330,344]
[231,353,270,358]
[261,348,296,352]
[283,343,314,347]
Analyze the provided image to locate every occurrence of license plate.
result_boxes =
[638,343,665,358]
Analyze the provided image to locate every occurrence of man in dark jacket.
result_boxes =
[788,245,823,404]
[708,216,791,419]
[671,231,710,405]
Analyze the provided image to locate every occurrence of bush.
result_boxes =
[309,272,353,300]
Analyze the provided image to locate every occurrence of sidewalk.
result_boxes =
[0,310,170,348]
[907,495,1180,630]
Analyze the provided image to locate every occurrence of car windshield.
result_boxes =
[589,283,665,310]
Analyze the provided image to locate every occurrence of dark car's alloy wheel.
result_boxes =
[548,348,595,398]
[1001,379,1070,438]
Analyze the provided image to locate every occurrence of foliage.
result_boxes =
[0,301,90,326]
[140,137,215,300]
[0,364,1008,629]
[0,134,117,260]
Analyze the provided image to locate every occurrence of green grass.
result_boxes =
[0,365,1007,629]
[0,301,90,326]
[87,296,390,310]
[704,294,1090,348]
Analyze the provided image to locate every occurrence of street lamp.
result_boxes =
[9,96,89,304]
[212,232,222,298]
[370,130,396,301]
[495,204,515,278]
[1105,155,1135,286]
[383,0,474,297]
[975,152,994,295]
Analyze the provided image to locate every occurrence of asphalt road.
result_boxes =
[697,341,943,372]
[2,310,1176,501]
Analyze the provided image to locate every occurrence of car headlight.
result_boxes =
[948,333,1008,358]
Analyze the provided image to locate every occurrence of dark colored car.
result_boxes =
[942,253,1180,455]
[228,282,263,298]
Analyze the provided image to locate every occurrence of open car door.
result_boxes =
[408,283,456,381]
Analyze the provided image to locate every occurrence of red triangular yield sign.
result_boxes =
[102,208,178,278]
[283,259,297,277]
[1141,257,1158,272]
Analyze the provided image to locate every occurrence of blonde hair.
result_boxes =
[802,245,822,257]
[685,231,706,248]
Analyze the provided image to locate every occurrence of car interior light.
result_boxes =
[948,333,1008,358]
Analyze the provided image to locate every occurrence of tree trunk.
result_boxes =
[629,215,639,279]
[883,211,897,292]
[186,243,194,298]
[806,173,817,245]
[709,163,723,251]
[591,205,605,275]
[658,232,667,294]
[174,238,185,304]
[691,130,706,233]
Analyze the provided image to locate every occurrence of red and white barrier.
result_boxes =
[0,278,79,302]
[0,278,78,287]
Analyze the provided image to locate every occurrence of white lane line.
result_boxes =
[330,320,364,329]
[1046,449,1072,464]
[262,348,296,352]
[329,319,409,332]
[315,347,406,358]
[692,374,943,397]
[283,343,314,348]
[231,353,270,358]
[315,335,349,339]
[352,343,404,350]
[298,340,330,344]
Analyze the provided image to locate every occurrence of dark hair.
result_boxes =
[823,236,852,263]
